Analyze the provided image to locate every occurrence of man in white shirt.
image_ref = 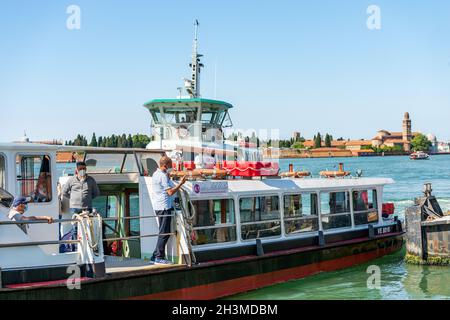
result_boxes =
[8,197,53,234]
[151,156,187,265]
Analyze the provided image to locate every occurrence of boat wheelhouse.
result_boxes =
[143,21,265,168]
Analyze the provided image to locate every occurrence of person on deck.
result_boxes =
[151,156,187,265]
[62,161,100,214]
[8,197,53,234]
[61,161,100,252]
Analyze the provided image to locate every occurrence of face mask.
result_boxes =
[23,204,28,212]
[78,170,87,177]
[166,168,173,174]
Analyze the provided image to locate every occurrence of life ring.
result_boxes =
[320,163,350,178]
[176,126,189,139]
[170,169,228,179]
[319,171,350,178]
[280,171,311,178]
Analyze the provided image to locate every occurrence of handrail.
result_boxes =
[102,214,174,222]
[0,218,78,225]
[104,232,175,242]
[0,215,175,225]
[0,239,80,249]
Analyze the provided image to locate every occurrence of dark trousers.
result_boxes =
[153,208,173,259]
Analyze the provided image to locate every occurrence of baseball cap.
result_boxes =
[12,197,31,207]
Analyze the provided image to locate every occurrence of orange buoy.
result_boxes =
[280,171,311,178]
[170,168,228,179]
[319,163,351,178]
[280,163,311,178]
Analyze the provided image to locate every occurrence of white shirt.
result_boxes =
[8,209,28,234]
[194,154,216,169]
[151,169,176,211]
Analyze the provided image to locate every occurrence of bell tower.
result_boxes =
[403,112,412,152]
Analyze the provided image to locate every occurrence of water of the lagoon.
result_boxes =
[58,155,450,300]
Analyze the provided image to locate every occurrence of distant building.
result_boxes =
[371,112,418,151]
[438,142,450,153]
[303,139,372,150]
[427,133,438,153]
[14,133,63,146]
[292,132,301,142]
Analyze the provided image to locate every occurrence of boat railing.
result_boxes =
[0,215,177,245]
[0,218,81,249]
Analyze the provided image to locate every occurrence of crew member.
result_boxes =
[151,156,187,265]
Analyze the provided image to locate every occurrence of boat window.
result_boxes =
[16,155,52,203]
[84,153,139,174]
[352,189,379,225]
[92,195,119,237]
[122,154,140,173]
[137,153,160,176]
[190,199,237,246]
[128,193,140,236]
[161,107,198,124]
[0,188,14,208]
[284,194,319,235]
[320,191,351,230]
[201,111,218,124]
[150,109,163,124]
[239,196,281,240]
[0,154,5,189]
[221,112,233,128]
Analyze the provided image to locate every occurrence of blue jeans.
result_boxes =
[59,208,92,253]
[152,208,173,259]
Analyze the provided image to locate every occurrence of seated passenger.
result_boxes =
[194,152,216,169]
[8,197,53,234]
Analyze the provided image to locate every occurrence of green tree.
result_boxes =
[89,133,98,147]
[411,133,431,152]
[324,134,332,147]
[291,141,305,149]
[314,133,322,149]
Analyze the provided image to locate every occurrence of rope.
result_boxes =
[72,211,102,256]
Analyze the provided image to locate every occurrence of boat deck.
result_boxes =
[104,256,184,274]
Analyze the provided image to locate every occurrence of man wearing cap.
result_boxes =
[8,197,53,234]
[62,161,100,214]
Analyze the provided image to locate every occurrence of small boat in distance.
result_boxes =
[410,151,430,160]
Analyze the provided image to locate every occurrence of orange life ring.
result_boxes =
[280,171,311,178]
[170,169,228,179]
[319,171,351,178]
[319,163,351,178]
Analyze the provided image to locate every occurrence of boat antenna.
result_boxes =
[184,19,204,98]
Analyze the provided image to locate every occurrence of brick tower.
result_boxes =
[402,112,412,152]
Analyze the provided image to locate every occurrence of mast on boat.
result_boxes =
[184,20,204,98]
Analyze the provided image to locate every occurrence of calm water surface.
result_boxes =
[230,155,450,300]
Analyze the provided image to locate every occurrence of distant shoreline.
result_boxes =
[263,152,450,160]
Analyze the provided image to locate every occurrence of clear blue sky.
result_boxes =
[1,0,450,142]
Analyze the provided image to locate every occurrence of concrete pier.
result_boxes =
[405,184,450,265]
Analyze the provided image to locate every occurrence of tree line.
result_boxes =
[65,133,152,149]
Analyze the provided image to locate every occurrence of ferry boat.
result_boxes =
[410,151,430,160]
[0,23,404,300]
